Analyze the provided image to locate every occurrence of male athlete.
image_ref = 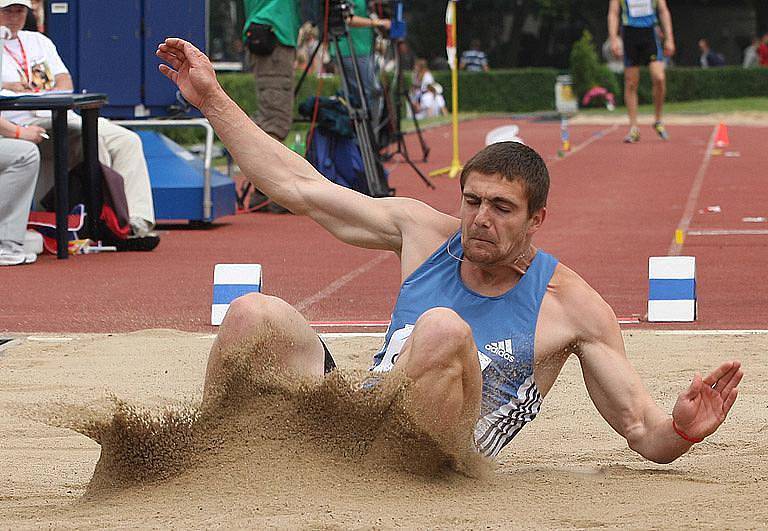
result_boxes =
[157,39,742,462]
[608,0,675,143]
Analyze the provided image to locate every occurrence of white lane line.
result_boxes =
[295,252,393,313]
[319,332,386,339]
[687,229,768,236]
[322,330,768,340]
[26,336,74,342]
[669,124,719,255]
[650,330,768,335]
[547,124,618,164]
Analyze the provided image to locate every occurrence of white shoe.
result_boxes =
[0,247,26,266]
[129,217,157,239]
[0,242,36,266]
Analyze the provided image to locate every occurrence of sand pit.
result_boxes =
[0,329,766,529]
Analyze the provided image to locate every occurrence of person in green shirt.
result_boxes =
[242,0,301,213]
[242,0,301,142]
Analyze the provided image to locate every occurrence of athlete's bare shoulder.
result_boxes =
[389,197,459,278]
[546,262,621,343]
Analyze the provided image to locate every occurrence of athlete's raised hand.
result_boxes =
[671,360,742,443]
[156,38,221,111]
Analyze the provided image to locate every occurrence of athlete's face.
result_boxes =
[0,5,28,36]
[459,172,545,266]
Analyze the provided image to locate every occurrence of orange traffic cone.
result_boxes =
[714,122,729,148]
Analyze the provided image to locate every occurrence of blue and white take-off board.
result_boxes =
[211,264,262,326]
[648,257,696,322]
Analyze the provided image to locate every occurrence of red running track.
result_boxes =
[1,118,766,333]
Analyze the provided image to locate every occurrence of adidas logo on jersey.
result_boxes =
[484,338,515,363]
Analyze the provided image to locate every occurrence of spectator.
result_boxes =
[414,83,448,120]
[295,22,322,76]
[0,0,159,249]
[743,36,759,68]
[460,39,489,72]
[758,32,768,67]
[410,58,435,103]
[0,116,46,266]
[608,0,675,144]
[698,38,725,68]
[242,0,301,213]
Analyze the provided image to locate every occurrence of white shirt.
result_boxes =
[415,90,446,120]
[1,30,69,125]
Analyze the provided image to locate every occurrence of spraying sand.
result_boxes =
[0,330,766,528]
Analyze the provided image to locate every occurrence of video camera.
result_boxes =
[307,0,405,39]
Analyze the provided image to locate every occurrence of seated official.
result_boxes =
[0,0,158,249]
[0,116,45,265]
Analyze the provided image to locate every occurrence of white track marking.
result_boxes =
[295,252,392,313]
[669,125,719,255]
[687,229,768,236]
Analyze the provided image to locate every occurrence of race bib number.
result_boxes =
[627,0,654,18]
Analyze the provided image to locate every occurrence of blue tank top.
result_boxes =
[621,0,658,28]
[371,231,559,457]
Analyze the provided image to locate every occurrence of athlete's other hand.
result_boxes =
[156,38,222,112]
[663,39,676,57]
[672,360,742,442]
[610,36,623,58]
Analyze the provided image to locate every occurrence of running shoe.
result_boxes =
[623,127,640,143]
[653,121,670,140]
[0,245,27,266]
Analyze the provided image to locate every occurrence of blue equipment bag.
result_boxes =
[305,128,370,194]
[300,96,389,196]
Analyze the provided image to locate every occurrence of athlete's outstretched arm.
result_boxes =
[155,38,447,253]
[573,289,742,463]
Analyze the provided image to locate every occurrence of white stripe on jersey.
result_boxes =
[474,375,542,458]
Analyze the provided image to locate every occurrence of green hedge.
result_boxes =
[219,66,766,116]
[163,66,766,144]
[217,69,560,116]
[626,66,768,106]
[428,69,559,113]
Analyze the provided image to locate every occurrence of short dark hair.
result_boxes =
[459,141,549,217]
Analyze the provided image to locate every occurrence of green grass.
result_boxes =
[581,97,768,115]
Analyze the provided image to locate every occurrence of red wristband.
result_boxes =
[672,420,704,444]
[14,125,21,139]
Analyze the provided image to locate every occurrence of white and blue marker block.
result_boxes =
[211,264,262,326]
[648,256,696,322]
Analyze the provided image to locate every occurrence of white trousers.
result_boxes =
[29,113,155,226]
[0,138,40,245]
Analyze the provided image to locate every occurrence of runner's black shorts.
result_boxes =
[621,26,663,67]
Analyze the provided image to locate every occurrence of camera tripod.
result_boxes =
[325,21,391,197]
[380,40,433,189]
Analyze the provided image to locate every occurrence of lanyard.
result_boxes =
[3,38,34,90]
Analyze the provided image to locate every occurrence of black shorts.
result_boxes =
[319,336,336,374]
[622,26,663,67]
